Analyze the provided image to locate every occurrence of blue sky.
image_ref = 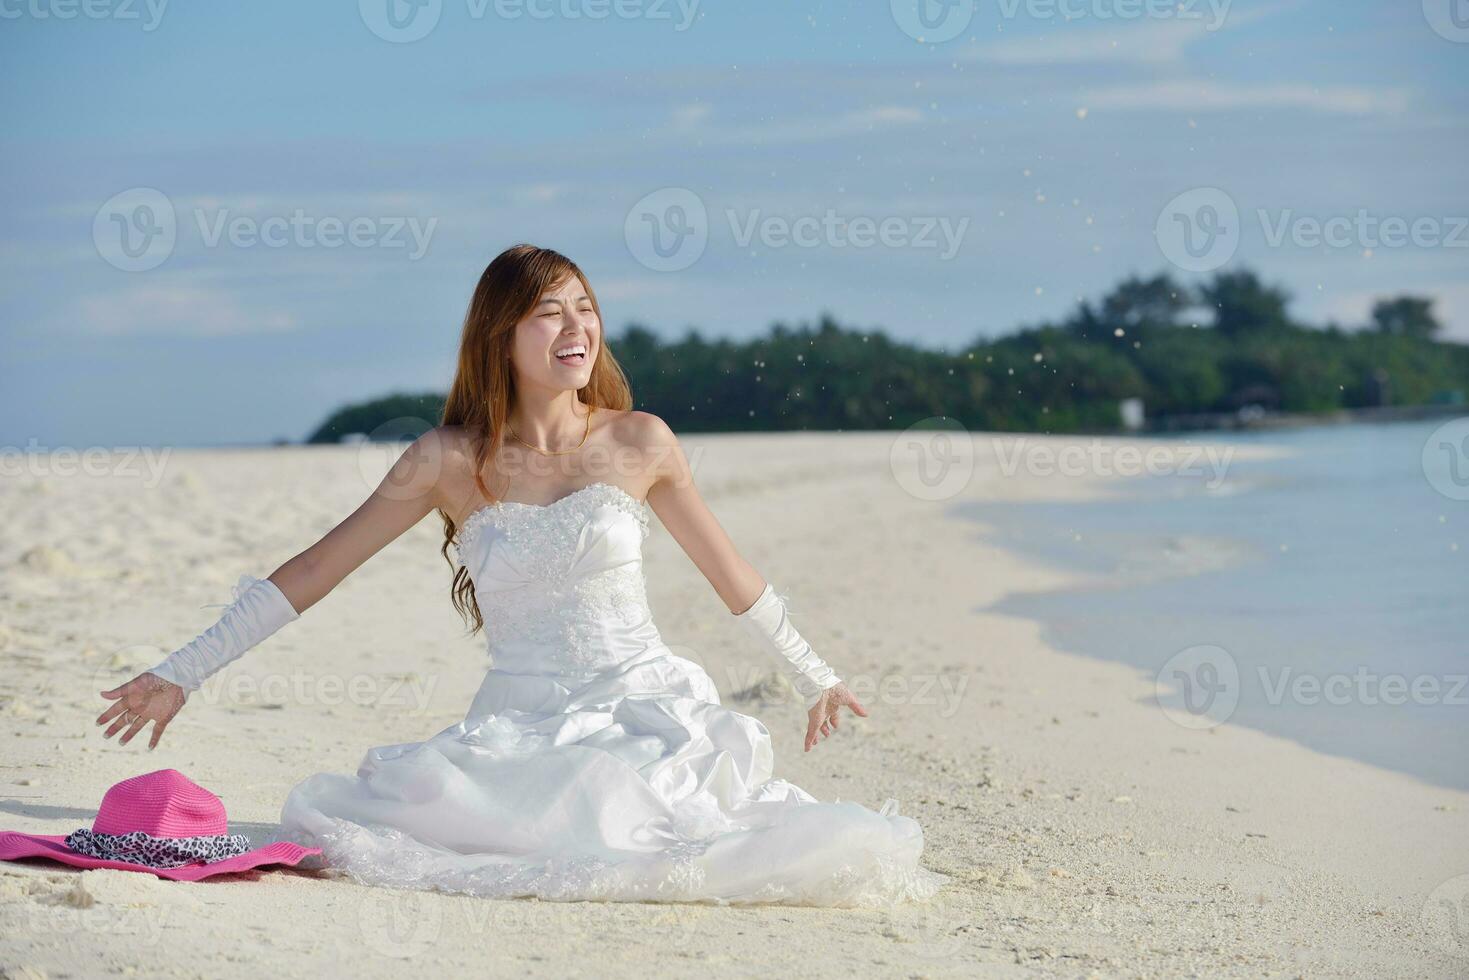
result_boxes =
[2,0,1466,446]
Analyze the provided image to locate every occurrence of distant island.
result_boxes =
[306,266,1468,443]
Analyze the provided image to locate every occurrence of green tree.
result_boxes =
[1371,296,1441,339]
[1200,270,1292,337]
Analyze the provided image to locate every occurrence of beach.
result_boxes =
[1,430,1465,978]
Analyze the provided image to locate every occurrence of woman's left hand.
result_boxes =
[805,682,867,752]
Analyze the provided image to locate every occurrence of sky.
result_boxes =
[1,0,1466,447]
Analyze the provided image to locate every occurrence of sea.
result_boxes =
[963,418,1468,791]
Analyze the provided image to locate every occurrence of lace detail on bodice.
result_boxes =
[452,483,657,672]
[453,482,649,562]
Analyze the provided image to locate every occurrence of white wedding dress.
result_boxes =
[279,482,944,906]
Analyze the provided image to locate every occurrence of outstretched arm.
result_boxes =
[637,414,867,751]
[96,429,452,748]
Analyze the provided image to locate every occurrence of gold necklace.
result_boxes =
[506,404,594,456]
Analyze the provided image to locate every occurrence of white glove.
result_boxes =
[146,575,299,692]
[734,582,841,709]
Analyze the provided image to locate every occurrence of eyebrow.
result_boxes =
[537,295,591,307]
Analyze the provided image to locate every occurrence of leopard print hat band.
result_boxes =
[64,828,253,869]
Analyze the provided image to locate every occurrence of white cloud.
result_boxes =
[964,0,1295,67]
[969,18,1223,66]
[671,103,713,128]
[1079,81,1412,115]
[507,183,567,205]
[677,104,924,147]
[74,281,299,337]
[1309,281,1469,342]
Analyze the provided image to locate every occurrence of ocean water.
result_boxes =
[964,419,1468,791]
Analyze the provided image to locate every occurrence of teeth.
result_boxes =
[554,344,587,358]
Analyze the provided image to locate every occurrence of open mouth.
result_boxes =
[554,343,588,366]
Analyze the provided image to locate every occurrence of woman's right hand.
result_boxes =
[97,672,187,749]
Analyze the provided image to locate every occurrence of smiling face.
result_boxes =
[508,275,601,393]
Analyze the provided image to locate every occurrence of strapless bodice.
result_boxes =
[453,482,664,677]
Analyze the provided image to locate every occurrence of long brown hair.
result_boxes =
[440,244,633,632]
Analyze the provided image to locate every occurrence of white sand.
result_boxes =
[0,432,1464,978]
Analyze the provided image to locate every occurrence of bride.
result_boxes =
[94,244,944,907]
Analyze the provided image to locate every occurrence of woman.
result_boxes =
[95,244,943,906]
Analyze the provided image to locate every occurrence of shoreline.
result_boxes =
[1147,401,1465,434]
[968,421,1467,794]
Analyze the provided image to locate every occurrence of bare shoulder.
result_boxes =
[426,423,478,463]
[594,410,683,490]
[603,409,678,451]
[409,425,484,513]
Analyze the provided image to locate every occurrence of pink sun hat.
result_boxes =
[0,769,319,881]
